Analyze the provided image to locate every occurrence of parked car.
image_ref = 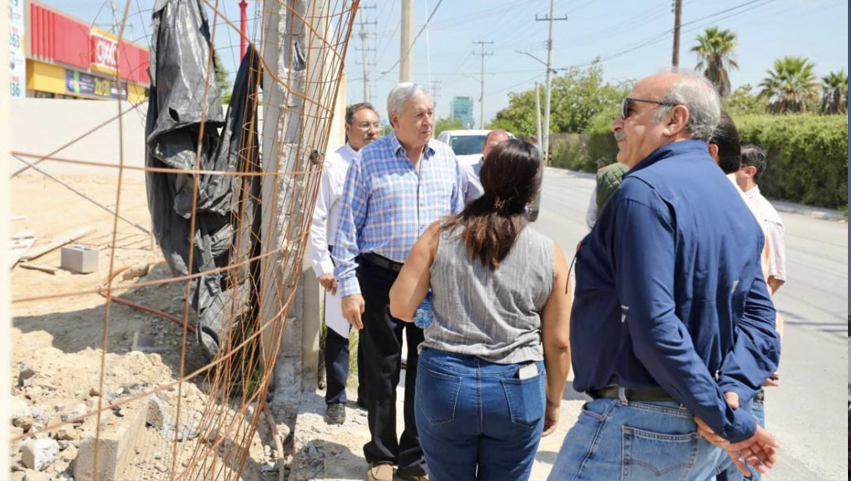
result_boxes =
[436,129,541,221]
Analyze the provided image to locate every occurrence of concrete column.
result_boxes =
[0,0,11,476]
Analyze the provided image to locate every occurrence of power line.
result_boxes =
[557,0,778,70]
[376,0,446,81]
[473,40,494,129]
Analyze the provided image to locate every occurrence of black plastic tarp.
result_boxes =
[145,0,262,361]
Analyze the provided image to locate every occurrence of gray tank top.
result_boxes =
[424,224,555,364]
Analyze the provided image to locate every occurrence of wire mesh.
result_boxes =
[10,1,359,479]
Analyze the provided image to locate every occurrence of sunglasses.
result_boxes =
[621,97,677,120]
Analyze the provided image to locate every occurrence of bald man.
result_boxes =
[462,129,510,205]
[548,70,781,480]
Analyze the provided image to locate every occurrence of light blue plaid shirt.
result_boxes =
[332,132,464,297]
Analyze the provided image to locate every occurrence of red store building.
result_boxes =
[16,0,150,102]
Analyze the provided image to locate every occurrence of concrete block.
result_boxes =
[75,400,146,481]
[21,438,60,471]
[60,245,99,273]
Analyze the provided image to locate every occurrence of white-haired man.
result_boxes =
[333,83,463,481]
[548,71,781,480]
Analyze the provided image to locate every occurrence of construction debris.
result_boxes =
[10,231,36,269]
[18,263,56,275]
[60,245,99,274]
[21,227,94,262]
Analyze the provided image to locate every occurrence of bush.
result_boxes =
[550,134,591,171]
[735,114,848,209]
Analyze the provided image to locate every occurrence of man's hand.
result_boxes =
[318,273,338,294]
[694,390,779,477]
[763,371,780,388]
[342,295,365,330]
[542,402,560,437]
[726,425,780,475]
[694,392,740,447]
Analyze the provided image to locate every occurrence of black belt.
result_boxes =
[589,385,675,402]
[362,252,404,272]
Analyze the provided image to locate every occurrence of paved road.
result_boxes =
[534,168,849,481]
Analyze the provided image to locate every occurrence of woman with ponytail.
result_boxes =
[389,139,572,481]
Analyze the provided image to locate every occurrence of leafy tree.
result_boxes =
[213,49,232,104]
[724,84,769,115]
[491,62,630,136]
[691,27,739,98]
[434,117,465,138]
[759,56,821,114]
[821,70,848,115]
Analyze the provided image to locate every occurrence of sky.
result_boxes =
[42,0,848,126]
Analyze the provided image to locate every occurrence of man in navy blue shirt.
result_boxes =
[548,70,781,481]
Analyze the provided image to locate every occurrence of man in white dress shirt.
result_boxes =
[309,102,380,424]
[736,145,786,294]
[462,129,510,205]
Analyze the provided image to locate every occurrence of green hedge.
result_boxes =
[550,113,848,210]
[735,114,847,209]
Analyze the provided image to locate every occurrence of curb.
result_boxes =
[546,167,847,222]
[770,200,847,222]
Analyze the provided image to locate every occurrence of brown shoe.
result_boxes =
[396,468,429,481]
[365,463,394,481]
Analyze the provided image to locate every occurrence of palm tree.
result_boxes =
[821,70,848,115]
[759,56,821,114]
[691,27,739,98]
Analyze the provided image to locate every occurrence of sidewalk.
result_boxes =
[289,370,590,481]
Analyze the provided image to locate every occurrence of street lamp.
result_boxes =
[515,51,557,75]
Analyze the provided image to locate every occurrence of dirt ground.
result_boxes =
[9,174,585,481]
[9,174,272,480]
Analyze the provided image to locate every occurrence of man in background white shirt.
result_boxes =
[736,145,786,293]
[309,102,380,424]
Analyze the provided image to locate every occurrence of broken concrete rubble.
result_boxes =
[21,438,60,471]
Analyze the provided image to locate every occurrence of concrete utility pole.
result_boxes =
[473,40,493,129]
[356,5,377,103]
[535,81,542,145]
[672,0,683,67]
[430,80,442,115]
[536,1,567,164]
[400,0,414,82]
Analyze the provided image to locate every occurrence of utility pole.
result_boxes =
[400,0,414,82]
[473,40,493,129]
[430,80,442,115]
[356,6,377,103]
[672,0,683,67]
[535,81,542,146]
[536,1,567,165]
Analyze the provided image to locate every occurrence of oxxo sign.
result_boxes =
[90,29,119,74]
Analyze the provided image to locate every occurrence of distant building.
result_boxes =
[450,96,473,129]
[10,0,150,102]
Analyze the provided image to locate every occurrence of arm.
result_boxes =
[541,243,571,437]
[451,157,465,214]
[332,157,369,298]
[716,270,781,402]
[309,166,337,292]
[766,221,786,294]
[389,222,440,322]
[613,199,760,443]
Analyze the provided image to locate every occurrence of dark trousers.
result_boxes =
[359,259,426,473]
[324,326,367,405]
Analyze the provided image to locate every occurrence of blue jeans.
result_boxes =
[415,348,545,481]
[715,393,766,481]
[548,397,727,481]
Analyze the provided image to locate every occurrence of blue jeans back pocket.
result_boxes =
[622,426,699,481]
[416,365,462,425]
[501,374,545,428]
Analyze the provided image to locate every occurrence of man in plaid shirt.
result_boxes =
[332,83,463,481]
